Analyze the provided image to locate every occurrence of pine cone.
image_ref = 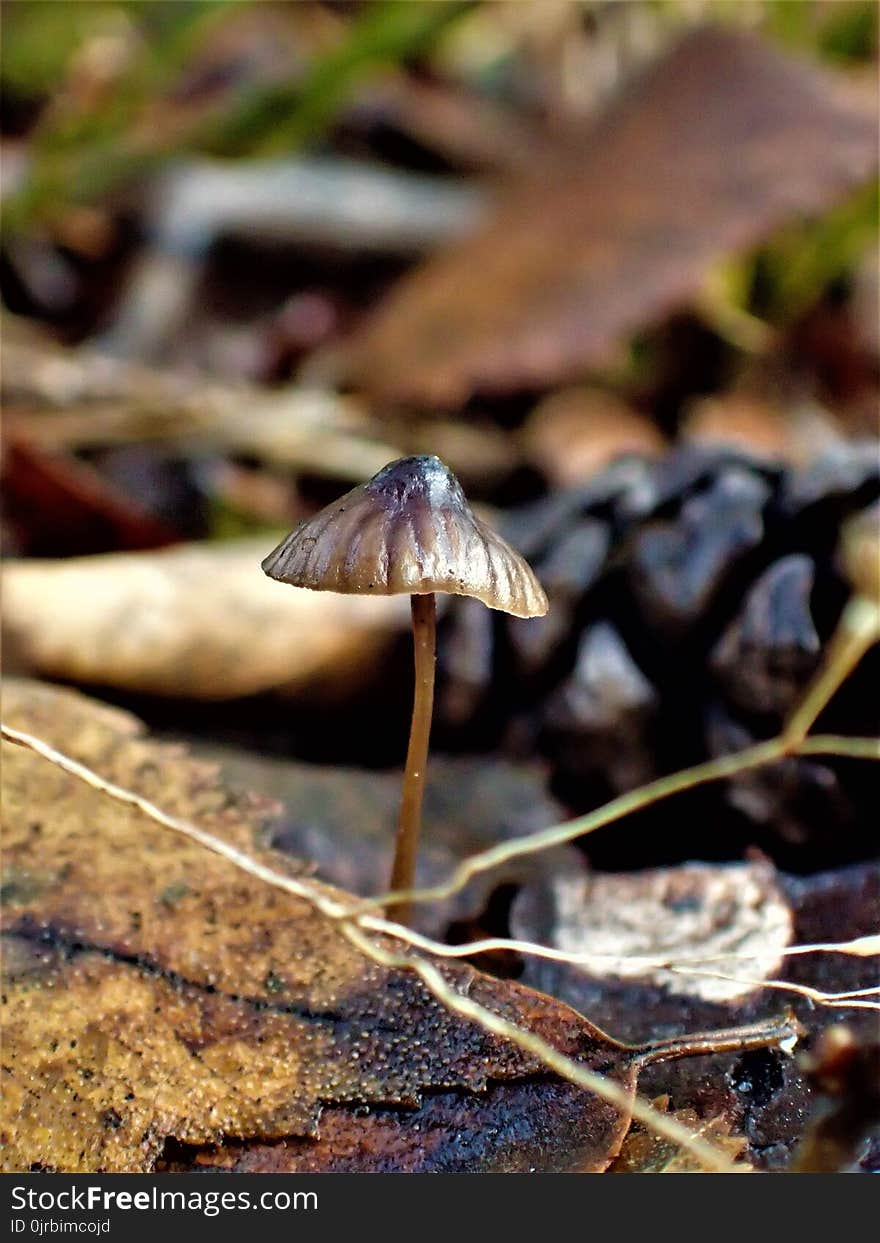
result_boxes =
[438,443,879,869]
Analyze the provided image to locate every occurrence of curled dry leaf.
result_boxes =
[351,26,878,407]
[1,539,409,699]
[515,863,794,1003]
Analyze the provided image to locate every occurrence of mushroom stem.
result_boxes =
[388,591,436,924]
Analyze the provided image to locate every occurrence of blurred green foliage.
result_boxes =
[203,1,471,155]
[1,0,468,232]
[754,182,879,323]
[1,0,877,350]
[762,0,877,62]
[0,0,231,95]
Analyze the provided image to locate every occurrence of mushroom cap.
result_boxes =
[261,455,548,618]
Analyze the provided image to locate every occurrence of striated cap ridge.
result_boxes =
[261,455,548,618]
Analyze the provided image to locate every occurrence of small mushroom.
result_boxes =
[261,455,548,922]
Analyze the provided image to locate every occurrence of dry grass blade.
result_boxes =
[351,929,880,969]
[662,970,880,1012]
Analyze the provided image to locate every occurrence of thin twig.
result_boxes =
[350,926,880,970]
[784,597,880,744]
[363,734,880,913]
[664,969,880,1011]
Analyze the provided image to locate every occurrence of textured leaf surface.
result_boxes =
[1,679,639,1173]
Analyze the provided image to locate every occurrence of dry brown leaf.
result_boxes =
[680,392,831,463]
[1,540,409,699]
[0,678,650,1174]
[351,26,878,407]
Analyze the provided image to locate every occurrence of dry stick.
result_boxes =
[388,592,436,924]
[363,735,880,913]
[784,596,880,745]
[629,1017,803,1068]
[1,721,870,1172]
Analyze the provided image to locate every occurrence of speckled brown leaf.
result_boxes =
[1,679,646,1174]
[351,26,878,408]
[1,541,409,699]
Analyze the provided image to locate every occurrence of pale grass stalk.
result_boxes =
[783,596,880,744]
[663,969,880,1011]
[363,734,880,913]
[352,925,880,969]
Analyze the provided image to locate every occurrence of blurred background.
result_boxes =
[2,0,879,898]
